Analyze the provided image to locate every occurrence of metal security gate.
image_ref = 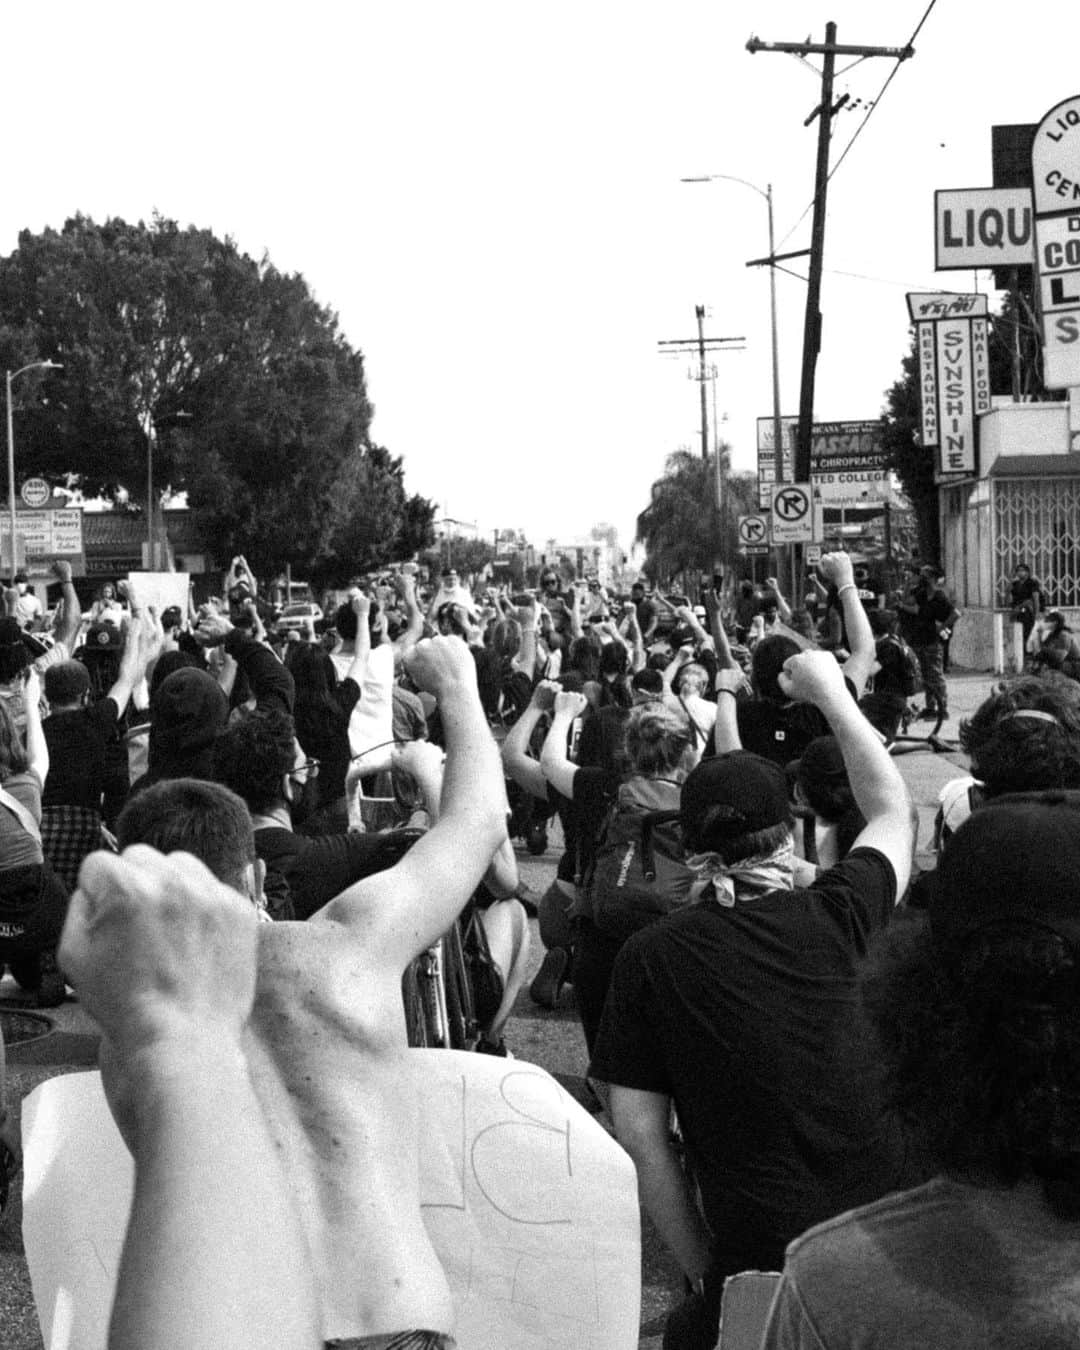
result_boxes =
[993,476,1080,609]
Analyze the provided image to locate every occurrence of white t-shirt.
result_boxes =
[332,641,395,773]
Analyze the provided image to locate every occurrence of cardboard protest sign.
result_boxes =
[22,1053,640,1350]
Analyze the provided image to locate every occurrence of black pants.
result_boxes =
[572,919,626,1057]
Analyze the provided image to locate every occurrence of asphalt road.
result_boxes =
[0,670,998,1349]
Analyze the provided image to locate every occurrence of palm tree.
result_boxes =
[636,447,756,590]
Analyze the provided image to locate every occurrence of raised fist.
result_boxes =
[403,634,477,697]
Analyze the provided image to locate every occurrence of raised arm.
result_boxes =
[106,608,155,719]
[501,680,557,798]
[778,650,914,893]
[59,848,319,1350]
[763,576,792,624]
[712,667,745,755]
[22,667,48,786]
[818,552,876,696]
[567,585,584,641]
[538,689,588,799]
[515,594,540,678]
[391,572,423,659]
[618,603,646,671]
[318,636,507,963]
[49,559,82,653]
[195,613,295,715]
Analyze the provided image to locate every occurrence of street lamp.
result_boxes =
[145,409,193,570]
[683,173,789,589]
[6,360,63,584]
[681,174,783,488]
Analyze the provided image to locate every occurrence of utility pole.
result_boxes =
[657,317,744,465]
[748,25,914,484]
[696,305,709,461]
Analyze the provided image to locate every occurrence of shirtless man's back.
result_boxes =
[72,636,508,1346]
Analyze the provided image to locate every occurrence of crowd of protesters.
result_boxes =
[1,548,1080,1348]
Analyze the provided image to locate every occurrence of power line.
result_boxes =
[774,1,940,251]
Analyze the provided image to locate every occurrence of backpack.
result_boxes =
[585,778,697,942]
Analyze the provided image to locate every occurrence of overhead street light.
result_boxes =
[681,174,784,490]
[6,360,63,585]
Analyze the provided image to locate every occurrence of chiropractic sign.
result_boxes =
[1032,94,1080,389]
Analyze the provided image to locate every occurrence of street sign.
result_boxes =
[737,514,769,547]
[1032,94,1080,389]
[0,505,85,577]
[20,477,50,508]
[770,483,818,544]
[934,189,1033,272]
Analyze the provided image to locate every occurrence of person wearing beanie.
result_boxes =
[143,668,229,786]
[590,650,916,1350]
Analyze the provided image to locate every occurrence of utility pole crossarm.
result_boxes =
[746,248,809,269]
[746,36,913,59]
[657,337,745,346]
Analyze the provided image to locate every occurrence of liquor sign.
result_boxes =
[808,420,890,507]
[0,505,86,577]
[1032,95,1080,390]
[756,415,797,510]
[905,293,991,478]
[934,187,1033,271]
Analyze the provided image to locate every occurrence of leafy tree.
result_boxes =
[420,537,496,581]
[881,337,940,566]
[636,447,755,588]
[0,213,434,579]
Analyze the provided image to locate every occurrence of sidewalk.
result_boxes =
[891,668,995,871]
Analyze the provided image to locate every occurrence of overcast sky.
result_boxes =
[3,1,1075,550]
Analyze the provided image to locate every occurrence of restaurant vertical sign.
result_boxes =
[906,292,991,478]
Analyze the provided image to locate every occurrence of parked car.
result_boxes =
[276,601,323,636]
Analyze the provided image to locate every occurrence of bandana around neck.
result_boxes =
[684,840,795,907]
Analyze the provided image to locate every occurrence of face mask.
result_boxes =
[287,773,321,828]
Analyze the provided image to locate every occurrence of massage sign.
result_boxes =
[906,292,991,479]
[1032,95,1080,390]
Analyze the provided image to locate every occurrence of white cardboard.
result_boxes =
[22,1052,640,1350]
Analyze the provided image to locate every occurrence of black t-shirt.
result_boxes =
[736,677,857,768]
[589,847,907,1273]
[42,697,124,813]
[907,587,954,647]
[253,826,419,920]
[1009,577,1041,613]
